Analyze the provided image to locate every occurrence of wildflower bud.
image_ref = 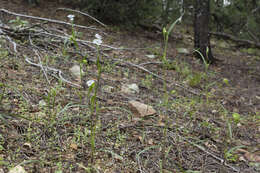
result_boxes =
[163,27,167,36]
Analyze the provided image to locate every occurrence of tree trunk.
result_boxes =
[194,0,215,63]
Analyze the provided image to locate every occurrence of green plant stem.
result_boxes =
[90,46,102,164]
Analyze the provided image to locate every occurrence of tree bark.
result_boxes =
[194,0,215,63]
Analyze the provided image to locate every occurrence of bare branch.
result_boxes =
[33,49,50,84]
[210,31,260,49]
[25,58,81,88]
[112,58,201,96]
[56,8,107,27]
[0,8,100,31]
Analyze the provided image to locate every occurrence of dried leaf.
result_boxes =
[148,138,154,145]
[244,152,260,163]
[70,143,78,150]
[237,149,260,162]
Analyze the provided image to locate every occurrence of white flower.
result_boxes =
[95,33,102,40]
[93,39,102,46]
[93,33,102,46]
[87,80,95,87]
[92,34,102,46]
[67,14,75,21]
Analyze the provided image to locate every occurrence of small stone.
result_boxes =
[102,85,114,93]
[69,65,82,79]
[8,165,27,173]
[145,54,156,59]
[121,83,139,94]
[128,100,156,117]
[177,48,190,54]
[38,100,46,107]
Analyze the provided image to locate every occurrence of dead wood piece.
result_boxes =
[112,58,201,96]
[0,8,99,31]
[210,32,260,49]
[25,58,81,88]
[56,8,107,27]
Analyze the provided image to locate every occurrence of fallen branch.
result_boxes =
[117,122,240,172]
[112,58,201,96]
[0,8,100,31]
[25,58,81,88]
[0,11,202,96]
[56,8,107,27]
[177,134,240,172]
[33,49,50,84]
[210,31,260,49]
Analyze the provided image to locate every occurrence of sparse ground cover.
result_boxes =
[0,1,260,172]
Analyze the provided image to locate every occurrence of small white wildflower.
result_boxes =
[212,110,217,114]
[93,33,102,46]
[67,14,75,22]
[93,39,102,46]
[95,33,102,40]
[87,80,95,87]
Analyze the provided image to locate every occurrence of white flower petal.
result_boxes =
[87,80,95,87]
[93,39,102,46]
[95,33,102,40]
[67,14,75,21]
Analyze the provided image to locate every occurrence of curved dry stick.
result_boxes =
[113,58,200,96]
[25,58,81,88]
[0,8,99,31]
[56,8,107,27]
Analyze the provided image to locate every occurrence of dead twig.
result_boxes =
[39,31,121,50]
[33,49,50,84]
[0,8,100,31]
[25,58,81,88]
[113,58,201,96]
[179,135,240,172]
[210,31,260,49]
[1,12,201,96]
[56,8,107,27]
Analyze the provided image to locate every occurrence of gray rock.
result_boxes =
[69,65,82,78]
[38,99,46,107]
[102,85,115,93]
[121,83,139,94]
[177,48,190,54]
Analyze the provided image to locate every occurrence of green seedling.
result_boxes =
[0,83,5,104]
[188,72,203,87]
[232,112,241,124]
[162,13,184,66]
[87,33,103,164]
[141,74,153,89]
[224,146,244,162]
[67,14,78,49]
[9,17,29,29]
[194,48,210,72]
[223,78,229,85]
[160,13,184,173]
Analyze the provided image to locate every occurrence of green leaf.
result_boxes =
[232,113,241,123]
[167,12,184,36]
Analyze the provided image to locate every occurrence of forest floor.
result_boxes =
[0,0,260,172]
